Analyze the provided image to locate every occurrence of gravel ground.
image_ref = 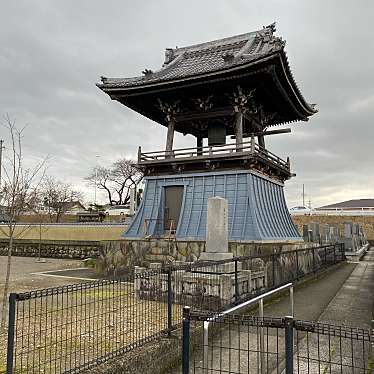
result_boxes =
[0,256,82,294]
[0,256,85,373]
[0,256,180,374]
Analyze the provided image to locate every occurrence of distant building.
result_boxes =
[318,199,374,212]
[61,201,86,214]
[0,205,12,223]
[22,201,86,215]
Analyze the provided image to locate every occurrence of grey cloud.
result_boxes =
[0,0,373,206]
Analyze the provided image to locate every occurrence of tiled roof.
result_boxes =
[98,23,287,89]
[318,199,374,210]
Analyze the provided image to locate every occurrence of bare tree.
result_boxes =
[27,188,50,261]
[86,166,113,205]
[85,158,143,206]
[111,158,143,205]
[41,176,83,222]
[0,115,47,330]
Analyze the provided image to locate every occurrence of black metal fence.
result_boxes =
[182,309,373,373]
[5,243,345,373]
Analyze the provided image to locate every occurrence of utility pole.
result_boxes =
[94,168,97,206]
[302,184,305,207]
[0,140,3,189]
[94,155,100,206]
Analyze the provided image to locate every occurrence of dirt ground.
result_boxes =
[0,256,84,373]
[0,256,177,374]
[0,256,83,316]
[0,256,82,293]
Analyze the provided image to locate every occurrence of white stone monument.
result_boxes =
[129,188,136,216]
[199,196,233,261]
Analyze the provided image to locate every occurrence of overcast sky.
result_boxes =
[1,0,373,208]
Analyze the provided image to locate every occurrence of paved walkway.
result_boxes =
[170,261,360,373]
[291,249,374,373]
[318,247,374,329]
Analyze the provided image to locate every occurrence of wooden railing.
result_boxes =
[138,139,290,170]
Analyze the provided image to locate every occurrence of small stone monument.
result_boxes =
[129,188,136,215]
[199,196,233,261]
[344,222,353,238]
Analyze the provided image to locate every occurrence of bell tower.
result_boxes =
[98,23,317,242]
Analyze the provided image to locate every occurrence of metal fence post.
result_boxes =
[289,286,294,317]
[6,293,17,374]
[167,268,173,336]
[284,316,294,374]
[259,299,265,374]
[370,319,374,364]
[272,253,276,287]
[295,250,299,280]
[324,246,327,266]
[182,306,190,374]
[234,258,239,304]
[312,247,316,273]
[341,243,345,260]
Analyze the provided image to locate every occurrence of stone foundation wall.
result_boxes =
[97,239,316,277]
[0,239,101,259]
[0,236,323,281]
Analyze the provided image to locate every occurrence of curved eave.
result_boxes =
[97,52,280,93]
[277,50,317,116]
[97,50,317,125]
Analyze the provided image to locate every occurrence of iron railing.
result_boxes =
[4,243,345,373]
[182,309,373,373]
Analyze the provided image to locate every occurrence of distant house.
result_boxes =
[0,205,12,223]
[21,201,86,215]
[318,199,374,211]
[62,201,86,214]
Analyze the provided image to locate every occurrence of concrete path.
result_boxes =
[170,262,360,373]
[293,248,374,373]
[318,247,374,329]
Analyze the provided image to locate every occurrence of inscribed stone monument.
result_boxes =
[200,196,233,261]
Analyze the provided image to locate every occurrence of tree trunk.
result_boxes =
[1,231,13,331]
[38,222,42,261]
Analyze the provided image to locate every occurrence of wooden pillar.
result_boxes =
[137,146,142,163]
[258,134,265,149]
[250,134,255,154]
[235,112,243,151]
[165,118,175,157]
[196,136,203,156]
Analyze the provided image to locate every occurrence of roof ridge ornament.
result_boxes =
[222,52,235,62]
[142,69,153,76]
[264,22,276,34]
[164,48,174,65]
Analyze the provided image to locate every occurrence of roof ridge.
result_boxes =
[183,40,247,57]
[170,29,261,55]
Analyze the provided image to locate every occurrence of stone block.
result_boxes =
[199,252,233,261]
[344,222,353,238]
[149,262,162,269]
[219,274,234,302]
